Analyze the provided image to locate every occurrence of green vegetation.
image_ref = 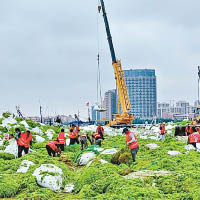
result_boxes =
[1,117,200,199]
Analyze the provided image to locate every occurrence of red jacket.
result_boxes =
[69,129,77,139]
[47,141,59,151]
[58,132,65,144]
[93,132,101,140]
[126,131,138,150]
[17,132,32,148]
[188,133,198,143]
[160,125,165,135]
[96,126,104,134]
[194,133,200,143]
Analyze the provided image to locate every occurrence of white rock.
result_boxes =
[35,135,45,143]
[64,183,74,193]
[100,159,108,164]
[17,160,35,173]
[4,138,18,158]
[168,151,181,156]
[45,129,55,140]
[146,143,160,149]
[101,148,118,155]
[33,164,63,192]
[2,117,17,126]
[78,152,96,166]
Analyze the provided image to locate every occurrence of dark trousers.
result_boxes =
[46,145,55,157]
[70,138,79,145]
[130,147,139,162]
[95,139,102,146]
[18,145,29,158]
[190,143,197,149]
[80,137,88,150]
[59,144,65,151]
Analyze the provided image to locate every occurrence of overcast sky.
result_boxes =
[0,0,200,119]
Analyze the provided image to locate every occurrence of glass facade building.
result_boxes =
[124,69,157,119]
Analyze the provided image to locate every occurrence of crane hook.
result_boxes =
[98,5,101,13]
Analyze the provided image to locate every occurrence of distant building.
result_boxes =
[124,69,157,119]
[91,106,100,121]
[100,89,117,121]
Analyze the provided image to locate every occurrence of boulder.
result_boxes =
[32,164,63,192]
[17,160,35,173]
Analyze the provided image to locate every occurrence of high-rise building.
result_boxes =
[91,106,100,121]
[124,69,157,119]
[100,89,117,121]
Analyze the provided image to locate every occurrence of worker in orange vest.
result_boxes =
[69,124,79,145]
[123,128,139,162]
[80,133,92,150]
[185,125,190,136]
[58,128,66,151]
[92,132,103,146]
[159,123,165,141]
[17,130,33,158]
[188,132,198,150]
[96,124,104,140]
[46,140,61,157]
[189,126,193,135]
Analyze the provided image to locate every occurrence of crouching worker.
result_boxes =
[46,140,61,157]
[92,132,103,147]
[80,133,92,150]
[188,131,200,151]
[123,128,139,162]
[17,130,33,158]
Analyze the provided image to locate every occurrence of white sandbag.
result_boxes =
[20,121,29,129]
[101,148,118,155]
[146,143,160,150]
[168,151,181,156]
[33,164,63,192]
[65,139,70,146]
[35,135,45,143]
[4,138,18,158]
[17,160,35,173]
[64,183,74,193]
[2,117,17,126]
[100,159,108,164]
[78,152,96,166]
[45,129,55,140]
[32,127,43,135]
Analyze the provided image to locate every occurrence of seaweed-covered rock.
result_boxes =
[17,160,35,173]
[78,152,96,166]
[111,148,131,165]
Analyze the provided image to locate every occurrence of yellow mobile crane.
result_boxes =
[98,0,135,127]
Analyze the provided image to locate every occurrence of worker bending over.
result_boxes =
[58,128,66,151]
[123,128,139,162]
[17,130,33,158]
[92,132,103,146]
[46,140,61,157]
[69,124,79,145]
[159,123,165,141]
[79,133,92,150]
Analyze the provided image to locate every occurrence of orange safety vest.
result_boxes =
[160,125,165,135]
[69,129,77,139]
[126,131,138,150]
[18,132,32,148]
[194,133,200,143]
[96,126,104,134]
[93,133,101,140]
[47,141,59,151]
[189,127,193,135]
[185,126,189,133]
[188,133,198,143]
[58,132,65,144]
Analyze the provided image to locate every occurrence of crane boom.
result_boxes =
[99,0,135,126]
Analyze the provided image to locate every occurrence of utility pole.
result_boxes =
[198,66,200,105]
